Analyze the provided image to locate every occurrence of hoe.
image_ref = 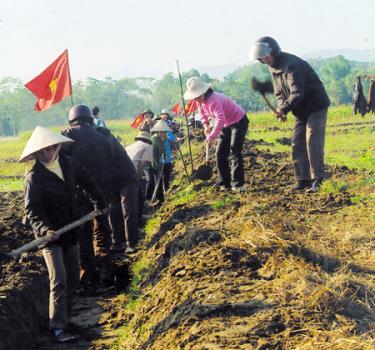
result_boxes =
[0,209,105,262]
[251,77,286,122]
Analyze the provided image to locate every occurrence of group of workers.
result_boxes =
[19,104,182,342]
[19,36,330,343]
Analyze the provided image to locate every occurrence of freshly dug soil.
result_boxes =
[0,192,49,350]
[0,192,130,350]
[0,139,374,349]
[117,140,374,349]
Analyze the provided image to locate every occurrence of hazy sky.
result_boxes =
[0,0,374,81]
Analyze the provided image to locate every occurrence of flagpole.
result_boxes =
[66,49,74,106]
[176,59,194,175]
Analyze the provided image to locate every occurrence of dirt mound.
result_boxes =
[0,191,131,350]
[115,140,374,349]
[0,192,49,350]
[0,140,373,349]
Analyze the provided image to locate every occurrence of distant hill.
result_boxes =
[303,48,375,62]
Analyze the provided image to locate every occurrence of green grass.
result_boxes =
[169,184,198,206]
[249,105,360,131]
[105,105,374,349]
[128,253,150,297]
[144,215,162,241]
[319,179,350,195]
[319,174,374,205]
[0,178,23,192]
[106,120,138,146]
[0,134,30,192]
[250,105,375,170]
[0,122,138,192]
[211,194,236,209]
[0,106,373,192]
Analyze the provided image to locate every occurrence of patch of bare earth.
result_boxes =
[0,192,130,350]
[0,139,374,349]
[111,140,374,350]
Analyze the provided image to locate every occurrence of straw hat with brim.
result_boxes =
[150,121,172,133]
[20,126,74,162]
[183,76,211,100]
[135,131,152,144]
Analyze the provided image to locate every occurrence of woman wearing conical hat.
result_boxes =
[21,126,105,343]
[145,120,173,204]
[154,116,176,193]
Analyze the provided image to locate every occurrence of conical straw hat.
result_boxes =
[135,131,152,144]
[20,126,74,162]
[150,120,172,133]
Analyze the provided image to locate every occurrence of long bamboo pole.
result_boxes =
[176,60,194,175]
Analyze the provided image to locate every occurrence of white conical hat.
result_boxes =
[20,126,74,162]
[150,120,172,132]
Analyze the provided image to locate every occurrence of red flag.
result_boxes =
[131,114,145,128]
[25,50,72,111]
[171,103,182,116]
[185,99,198,116]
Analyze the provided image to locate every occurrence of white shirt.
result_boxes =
[125,141,153,173]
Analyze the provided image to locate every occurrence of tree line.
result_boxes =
[0,55,374,136]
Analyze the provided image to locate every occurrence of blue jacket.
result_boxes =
[163,132,176,164]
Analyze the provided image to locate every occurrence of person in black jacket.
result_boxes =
[250,37,330,192]
[62,105,113,284]
[95,126,139,254]
[352,76,368,116]
[20,126,105,343]
[368,80,375,113]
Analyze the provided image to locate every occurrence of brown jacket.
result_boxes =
[269,52,330,120]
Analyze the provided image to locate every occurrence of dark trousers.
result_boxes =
[138,176,146,222]
[78,207,112,282]
[79,220,96,281]
[216,115,249,187]
[93,214,113,255]
[163,163,173,192]
[109,182,139,247]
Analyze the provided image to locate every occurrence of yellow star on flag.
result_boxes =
[49,78,59,93]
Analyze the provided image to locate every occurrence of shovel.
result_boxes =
[194,142,213,181]
[0,209,105,261]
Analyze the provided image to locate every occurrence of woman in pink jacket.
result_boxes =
[184,77,249,192]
